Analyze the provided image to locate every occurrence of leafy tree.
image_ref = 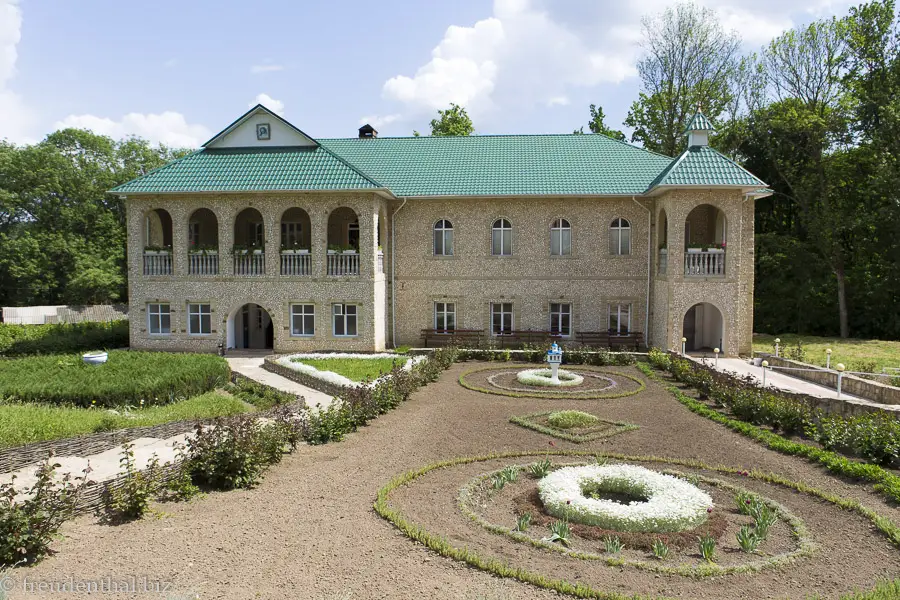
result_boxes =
[572,104,626,140]
[429,104,474,136]
[624,2,741,156]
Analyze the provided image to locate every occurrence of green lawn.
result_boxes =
[291,357,405,382]
[753,333,900,373]
[0,391,250,449]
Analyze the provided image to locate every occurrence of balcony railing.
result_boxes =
[658,249,668,275]
[327,252,359,276]
[234,252,265,276]
[143,252,172,276]
[684,250,725,277]
[281,251,311,276]
[376,251,384,274]
[189,252,219,276]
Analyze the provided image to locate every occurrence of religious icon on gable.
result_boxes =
[256,123,271,140]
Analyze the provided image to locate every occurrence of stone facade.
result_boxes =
[127,189,755,356]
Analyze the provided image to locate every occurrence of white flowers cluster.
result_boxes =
[515,368,584,387]
[538,464,713,532]
[275,353,425,389]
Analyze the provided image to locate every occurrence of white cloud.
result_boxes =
[164,58,178,68]
[250,93,284,115]
[54,112,211,148]
[0,0,37,143]
[547,96,569,107]
[358,113,402,128]
[251,64,284,74]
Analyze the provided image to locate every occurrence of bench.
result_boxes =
[420,329,485,348]
[575,331,644,351]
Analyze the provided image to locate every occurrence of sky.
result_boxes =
[0,0,857,148]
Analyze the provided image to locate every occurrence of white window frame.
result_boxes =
[187,303,212,336]
[609,217,631,256]
[248,221,264,248]
[147,303,171,336]
[491,219,512,256]
[491,302,513,336]
[608,303,632,335]
[290,303,315,337]
[549,303,572,337]
[332,303,358,337]
[188,222,201,248]
[550,218,572,256]
[434,302,456,332]
[433,219,454,256]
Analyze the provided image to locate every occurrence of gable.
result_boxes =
[204,105,318,149]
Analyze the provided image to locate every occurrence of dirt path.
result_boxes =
[8,362,900,600]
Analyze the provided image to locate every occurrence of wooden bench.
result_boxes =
[575,331,644,351]
[420,329,485,348]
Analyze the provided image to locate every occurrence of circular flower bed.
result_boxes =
[515,368,584,387]
[460,366,645,400]
[538,464,712,532]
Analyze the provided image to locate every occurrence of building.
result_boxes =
[111,105,769,356]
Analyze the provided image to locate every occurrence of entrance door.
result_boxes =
[683,306,697,351]
[242,306,250,349]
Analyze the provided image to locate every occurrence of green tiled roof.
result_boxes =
[110,146,382,194]
[649,145,766,188]
[683,111,716,133]
[318,135,674,197]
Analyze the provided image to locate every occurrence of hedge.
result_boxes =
[0,320,129,356]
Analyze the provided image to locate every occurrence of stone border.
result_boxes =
[458,462,812,576]
[375,450,900,597]
[263,356,344,397]
[459,366,646,399]
[509,411,639,443]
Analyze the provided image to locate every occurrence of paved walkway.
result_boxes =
[226,356,336,411]
[704,357,865,400]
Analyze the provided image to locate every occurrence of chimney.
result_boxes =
[358,124,378,139]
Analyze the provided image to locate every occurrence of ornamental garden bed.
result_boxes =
[459,363,645,399]
[267,352,424,395]
[510,410,639,443]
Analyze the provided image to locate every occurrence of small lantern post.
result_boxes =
[836,363,846,398]
[825,348,832,369]
[775,338,781,358]
[714,347,720,368]
[761,360,769,387]
[681,337,687,356]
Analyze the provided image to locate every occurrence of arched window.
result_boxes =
[550,218,571,256]
[491,218,512,256]
[609,217,631,256]
[433,219,453,256]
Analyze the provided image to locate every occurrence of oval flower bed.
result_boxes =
[274,353,425,390]
[538,464,712,532]
[515,368,584,387]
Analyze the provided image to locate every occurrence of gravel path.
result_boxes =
[7,362,899,600]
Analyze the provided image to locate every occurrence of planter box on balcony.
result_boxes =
[281,249,309,255]
[144,250,171,255]
[327,249,338,255]
[706,248,725,253]
[686,248,702,253]
[342,250,358,255]
[252,249,264,255]
[189,250,218,255]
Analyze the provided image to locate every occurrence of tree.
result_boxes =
[572,104,626,140]
[429,104,474,136]
[624,2,741,155]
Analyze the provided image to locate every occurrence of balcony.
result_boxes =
[684,250,725,277]
[189,252,219,276]
[281,251,311,276]
[234,252,266,276]
[143,251,172,276]
[327,252,359,276]
[658,248,668,275]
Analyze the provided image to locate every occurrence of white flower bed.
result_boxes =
[538,464,712,532]
[515,368,584,387]
[274,353,425,389]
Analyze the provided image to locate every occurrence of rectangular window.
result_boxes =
[491,302,513,336]
[550,303,571,337]
[188,303,211,335]
[281,222,303,248]
[434,302,456,332]
[147,303,171,335]
[608,303,631,334]
[249,222,264,247]
[291,304,315,336]
[333,303,358,337]
[188,222,200,248]
[492,228,511,256]
[348,222,360,251]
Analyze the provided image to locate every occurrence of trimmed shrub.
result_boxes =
[0,351,230,408]
[0,320,129,356]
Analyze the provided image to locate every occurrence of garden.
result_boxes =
[2,343,899,599]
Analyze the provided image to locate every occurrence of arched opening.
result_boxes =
[143,208,173,275]
[227,303,274,350]
[233,207,265,276]
[280,207,312,276]
[327,207,359,251]
[682,302,724,353]
[327,207,360,276]
[188,208,219,275]
[657,209,668,274]
[684,204,726,276]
